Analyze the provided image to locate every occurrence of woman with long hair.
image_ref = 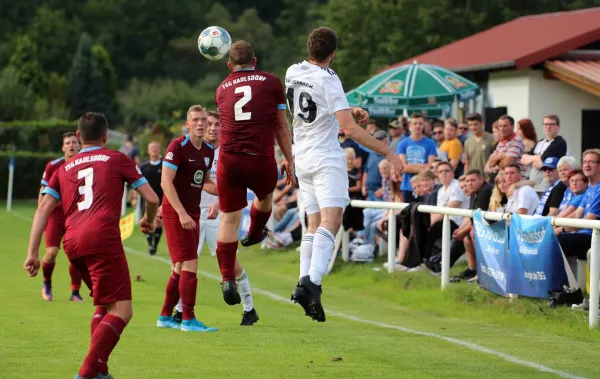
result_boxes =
[516,118,537,153]
[489,171,508,212]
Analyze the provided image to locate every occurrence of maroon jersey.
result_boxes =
[41,157,66,221]
[43,146,147,259]
[216,69,286,157]
[161,135,214,220]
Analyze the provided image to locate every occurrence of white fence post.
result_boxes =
[341,230,350,262]
[387,210,397,274]
[589,230,599,328]
[121,183,127,216]
[441,214,451,289]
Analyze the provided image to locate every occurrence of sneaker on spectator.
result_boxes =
[383,261,408,272]
[572,299,590,311]
[466,275,478,284]
[407,265,423,273]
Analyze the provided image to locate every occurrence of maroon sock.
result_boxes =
[42,262,55,282]
[248,204,271,240]
[91,306,108,336]
[79,314,127,377]
[179,270,197,321]
[160,271,180,317]
[216,241,238,282]
[69,263,82,291]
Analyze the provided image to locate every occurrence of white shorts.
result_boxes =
[295,153,350,215]
[198,211,219,256]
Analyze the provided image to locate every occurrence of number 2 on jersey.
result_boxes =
[286,88,317,123]
[234,85,252,121]
[77,168,94,211]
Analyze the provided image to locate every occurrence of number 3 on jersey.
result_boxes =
[286,88,317,123]
[77,167,94,211]
[234,85,252,121]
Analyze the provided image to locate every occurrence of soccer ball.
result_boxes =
[198,26,232,61]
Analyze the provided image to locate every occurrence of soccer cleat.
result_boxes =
[157,315,181,329]
[42,281,53,301]
[240,308,259,326]
[299,275,326,322]
[180,318,218,332]
[291,283,312,317]
[73,373,114,379]
[172,310,183,324]
[222,280,241,305]
[240,227,269,247]
[149,246,157,256]
[70,291,85,302]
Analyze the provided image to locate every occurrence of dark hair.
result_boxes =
[466,169,483,177]
[207,110,220,120]
[437,161,453,171]
[410,112,423,120]
[307,27,338,62]
[78,112,108,143]
[229,40,255,66]
[499,114,515,126]
[466,112,482,122]
[62,132,77,141]
[568,169,588,183]
[504,162,521,173]
[517,118,537,141]
[544,114,560,126]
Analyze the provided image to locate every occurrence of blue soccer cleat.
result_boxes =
[180,318,218,332]
[157,315,181,329]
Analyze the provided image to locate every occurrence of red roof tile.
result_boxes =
[545,60,600,96]
[382,8,600,73]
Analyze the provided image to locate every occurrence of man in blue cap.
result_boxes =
[535,157,568,216]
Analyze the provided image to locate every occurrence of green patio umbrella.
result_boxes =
[347,61,480,110]
[346,89,447,118]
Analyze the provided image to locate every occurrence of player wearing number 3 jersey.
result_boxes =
[24,112,160,379]
[215,40,295,306]
[285,27,403,322]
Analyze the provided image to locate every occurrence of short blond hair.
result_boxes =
[583,149,600,162]
[410,174,421,186]
[378,159,390,169]
[344,147,356,159]
[421,170,436,180]
[187,105,205,118]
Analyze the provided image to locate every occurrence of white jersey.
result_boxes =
[200,146,219,210]
[285,61,350,159]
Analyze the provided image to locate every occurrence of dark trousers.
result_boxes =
[423,220,459,260]
[557,233,592,260]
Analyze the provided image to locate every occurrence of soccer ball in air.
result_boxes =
[198,26,232,60]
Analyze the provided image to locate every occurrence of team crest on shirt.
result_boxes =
[194,170,204,184]
[204,157,210,166]
[136,166,142,175]
[165,152,174,160]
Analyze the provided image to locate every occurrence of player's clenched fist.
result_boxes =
[179,212,196,230]
[351,107,369,126]
[23,256,40,277]
[139,215,156,234]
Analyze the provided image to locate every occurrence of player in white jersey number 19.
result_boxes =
[284,27,403,322]
[173,111,259,326]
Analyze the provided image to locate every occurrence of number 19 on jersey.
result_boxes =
[286,88,317,124]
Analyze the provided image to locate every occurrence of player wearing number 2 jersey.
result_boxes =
[285,27,403,322]
[24,112,159,379]
[214,40,295,307]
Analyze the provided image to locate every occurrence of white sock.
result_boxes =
[308,227,335,285]
[300,233,314,278]
[175,299,182,313]
[237,270,254,312]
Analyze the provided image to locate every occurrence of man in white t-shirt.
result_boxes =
[285,27,403,322]
[173,111,259,326]
[504,164,539,215]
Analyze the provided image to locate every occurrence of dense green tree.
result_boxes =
[6,35,47,96]
[93,44,120,123]
[67,33,106,120]
[0,68,39,121]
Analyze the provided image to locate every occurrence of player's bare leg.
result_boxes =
[41,247,58,301]
[294,207,342,322]
[235,258,259,326]
[77,300,132,379]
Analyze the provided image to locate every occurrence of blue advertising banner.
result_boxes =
[473,210,508,296]
[507,214,568,298]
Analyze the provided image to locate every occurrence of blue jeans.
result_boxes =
[275,208,299,232]
[358,208,385,245]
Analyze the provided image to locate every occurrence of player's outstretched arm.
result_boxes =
[275,110,296,186]
[336,109,404,174]
[136,183,159,233]
[25,195,58,276]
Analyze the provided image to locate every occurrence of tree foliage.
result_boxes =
[7,35,47,96]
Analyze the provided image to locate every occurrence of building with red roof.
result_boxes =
[383,7,600,160]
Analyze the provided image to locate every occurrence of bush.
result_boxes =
[0,151,59,199]
[0,120,77,151]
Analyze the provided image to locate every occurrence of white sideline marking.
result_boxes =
[11,211,586,379]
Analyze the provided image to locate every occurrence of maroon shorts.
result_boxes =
[217,151,278,213]
[163,216,200,263]
[44,213,65,249]
[70,252,131,306]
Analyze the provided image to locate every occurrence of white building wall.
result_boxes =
[528,69,600,161]
[487,70,531,122]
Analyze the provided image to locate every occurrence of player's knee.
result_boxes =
[43,249,59,262]
[107,301,133,323]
